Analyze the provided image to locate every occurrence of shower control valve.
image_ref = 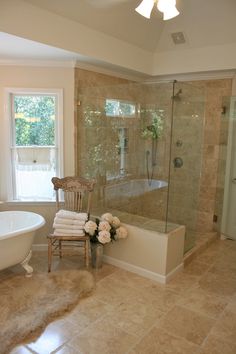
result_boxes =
[173,157,183,168]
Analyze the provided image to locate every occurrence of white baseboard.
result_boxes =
[165,263,184,283]
[103,255,183,284]
[32,243,48,251]
[32,244,183,284]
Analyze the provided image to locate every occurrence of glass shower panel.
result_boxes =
[215,96,236,239]
[214,96,231,234]
[167,82,205,252]
[76,82,174,233]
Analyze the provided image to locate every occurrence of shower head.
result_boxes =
[172,89,182,100]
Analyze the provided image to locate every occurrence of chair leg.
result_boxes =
[59,240,62,258]
[48,238,52,273]
[85,240,89,268]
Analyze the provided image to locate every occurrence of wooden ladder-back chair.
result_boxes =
[47,176,95,272]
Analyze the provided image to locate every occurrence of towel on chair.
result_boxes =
[53,228,85,236]
[56,209,88,221]
[53,223,85,230]
[53,217,85,226]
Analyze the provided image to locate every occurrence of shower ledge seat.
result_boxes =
[92,210,185,284]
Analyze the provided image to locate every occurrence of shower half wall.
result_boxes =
[75,72,205,279]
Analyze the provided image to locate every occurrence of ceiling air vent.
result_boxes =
[171,32,186,44]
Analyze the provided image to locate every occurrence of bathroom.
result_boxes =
[0,64,235,353]
[1,0,236,352]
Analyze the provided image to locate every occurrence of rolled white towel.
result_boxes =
[53,223,84,230]
[53,228,85,236]
[54,217,85,226]
[56,209,88,220]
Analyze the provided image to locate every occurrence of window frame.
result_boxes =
[4,88,64,202]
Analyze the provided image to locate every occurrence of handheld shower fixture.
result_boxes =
[172,89,182,100]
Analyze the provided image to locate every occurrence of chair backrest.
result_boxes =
[52,176,95,216]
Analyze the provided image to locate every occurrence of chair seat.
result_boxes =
[47,233,89,240]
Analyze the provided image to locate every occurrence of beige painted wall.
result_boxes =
[0,65,75,243]
[152,44,236,76]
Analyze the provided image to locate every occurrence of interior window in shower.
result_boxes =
[105,99,136,117]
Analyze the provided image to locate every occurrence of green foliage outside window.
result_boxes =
[14,95,55,146]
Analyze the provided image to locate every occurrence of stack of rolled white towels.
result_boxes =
[53,209,88,236]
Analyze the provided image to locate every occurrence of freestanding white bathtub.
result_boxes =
[0,211,45,276]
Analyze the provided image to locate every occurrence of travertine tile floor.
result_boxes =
[3,238,236,354]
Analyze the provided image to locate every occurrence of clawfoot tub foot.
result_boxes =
[21,250,33,277]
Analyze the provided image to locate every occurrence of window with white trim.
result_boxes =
[6,89,63,201]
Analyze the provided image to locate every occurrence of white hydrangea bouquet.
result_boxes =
[84,212,128,245]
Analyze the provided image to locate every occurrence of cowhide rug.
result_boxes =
[0,270,95,354]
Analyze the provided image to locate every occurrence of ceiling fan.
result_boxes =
[136,0,179,20]
[86,0,179,20]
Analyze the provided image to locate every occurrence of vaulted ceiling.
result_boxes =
[0,0,236,77]
[23,0,236,53]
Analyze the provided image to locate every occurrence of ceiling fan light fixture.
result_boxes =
[157,0,175,12]
[135,0,155,19]
[135,0,180,20]
[162,5,179,20]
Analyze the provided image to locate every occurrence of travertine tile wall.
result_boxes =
[192,79,232,232]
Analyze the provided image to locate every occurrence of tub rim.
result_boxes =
[0,211,45,240]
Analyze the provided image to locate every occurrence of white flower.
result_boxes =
[116,226,128,239]
[111,216,121,228]
[97,230,111,244]
[84,220,97,236]
[101,213,113,224]
[98,221,111,232]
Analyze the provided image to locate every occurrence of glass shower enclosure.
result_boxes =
[215,96,236,240]
[76,80,205,253]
